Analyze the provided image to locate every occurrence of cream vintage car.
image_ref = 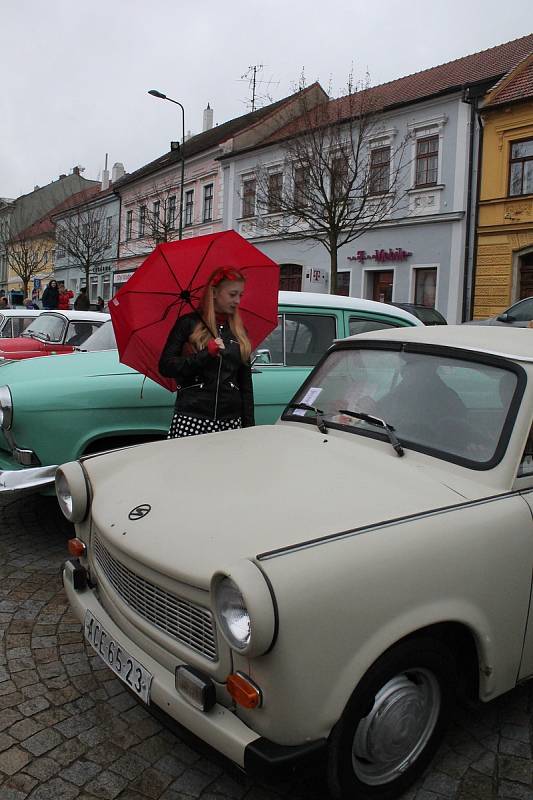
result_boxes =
[59,326,533,799]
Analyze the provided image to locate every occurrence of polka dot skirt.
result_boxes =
[167,413,242,439]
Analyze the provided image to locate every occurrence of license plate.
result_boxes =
[84,611,153,703]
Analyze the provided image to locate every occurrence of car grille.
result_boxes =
[93,535,218,661]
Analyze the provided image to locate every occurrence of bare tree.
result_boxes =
[55,203,110,289]
[125,180,181,254]
[252,74,411,293]
[3,234,51,299]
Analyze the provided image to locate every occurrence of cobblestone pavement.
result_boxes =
[1,494,533,800]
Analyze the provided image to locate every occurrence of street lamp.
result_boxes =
[148,89,185,240]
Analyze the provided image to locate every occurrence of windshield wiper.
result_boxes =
[286,402,328,434]
[338,408,404,457]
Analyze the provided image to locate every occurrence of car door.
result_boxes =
[252,309,339,424]
[516,420,533,681]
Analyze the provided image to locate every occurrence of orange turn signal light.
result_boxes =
[68,538,86,558]
[226,672,262,709]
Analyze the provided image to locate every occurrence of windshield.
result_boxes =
[287,347,519,466]
[77,320,117,352]
[23,314,66,342]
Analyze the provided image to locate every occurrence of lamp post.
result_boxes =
[148,89,185,240]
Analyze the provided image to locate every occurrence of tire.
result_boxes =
[327,637,456,800]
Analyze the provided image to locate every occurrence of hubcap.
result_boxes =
[352,668,441,785]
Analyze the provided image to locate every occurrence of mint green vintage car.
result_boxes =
[0,292,419,495]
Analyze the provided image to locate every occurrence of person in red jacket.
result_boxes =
[58,283,74,310]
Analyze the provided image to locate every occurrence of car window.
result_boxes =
[508,297,533,322]
[0,316,12,338]
[252,313,337,367]
[289,348,519,466]
[24,315,65,342]
[417,308,446,325]
[349,317,397,336]
[65,321,103,346]
[79,320,117,351]
[12,317,35,337]
[518,424,533,477]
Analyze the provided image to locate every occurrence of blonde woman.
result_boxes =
[159,267,254,438]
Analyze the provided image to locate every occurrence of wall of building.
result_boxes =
[223,92,472,323]
[473,101,533,317]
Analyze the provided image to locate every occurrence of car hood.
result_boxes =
[84,424,474,589]
[0,336,50,355]
[0,348,135,385]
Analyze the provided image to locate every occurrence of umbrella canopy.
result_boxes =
[110,230,280,391]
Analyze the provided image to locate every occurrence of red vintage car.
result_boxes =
[0,310,109,360]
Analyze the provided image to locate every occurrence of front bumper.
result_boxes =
[0,460,58,494]
[62,562,326,772]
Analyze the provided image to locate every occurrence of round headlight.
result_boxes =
[55,462,88,523]
[0,385,13,430]
[212,562,277,657]
[215,578,251,651]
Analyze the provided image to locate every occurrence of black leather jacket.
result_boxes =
[159,312,255,427]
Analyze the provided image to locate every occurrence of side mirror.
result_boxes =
[251,348,272,366]
[497,312,514,323]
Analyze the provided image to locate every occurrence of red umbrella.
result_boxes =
[109,230,280,391]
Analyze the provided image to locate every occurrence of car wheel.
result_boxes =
[327,638,456,800]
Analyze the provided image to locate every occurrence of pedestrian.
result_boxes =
[0,297,8,309]
[41,280,59,309]
[74,287,91,311]
[58,284,74,310]
[23,298,39,309]
[96,295,105,312]
[159,266,255,439]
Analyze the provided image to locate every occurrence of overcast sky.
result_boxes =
[1,0,532,200]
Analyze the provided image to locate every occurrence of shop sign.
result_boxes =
[113,271,135,284]
[348,248,412,264]
[90,264,112,275]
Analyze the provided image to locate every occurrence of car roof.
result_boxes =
[277,291,421,325]
[37,310,110,322]
[342,324,533,362]
[0,309,42,317]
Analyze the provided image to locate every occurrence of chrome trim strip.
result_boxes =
[0,465,58,494]
[257,492,518,561]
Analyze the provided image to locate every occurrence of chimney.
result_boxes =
[59,174,67,179]
[203,103,213,132]
[101,153,110,191]
[111,162,125,182]
[72,166,80,176]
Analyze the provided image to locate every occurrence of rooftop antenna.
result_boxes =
[239,65,279,111]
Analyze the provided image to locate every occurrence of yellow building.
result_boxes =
[473,53,533,318]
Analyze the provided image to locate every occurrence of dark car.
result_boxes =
[389,303,447,325]
[466,295,533,328]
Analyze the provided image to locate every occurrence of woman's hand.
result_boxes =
[214,337,225,351]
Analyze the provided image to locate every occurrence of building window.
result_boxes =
[293,167,308,208]
[371,270,394,303]
[331,154,349,198]
[279,264,302,292]
[105,216,112,246]
[203,184,213,222]
[167,196,176,229]
[369,147,391,195]
[336,271,350,296]
[184,190,194,226]
[126,210,132,240]
[414,267,437,307]
[509,139,533,197]
[242,179,256,218]
[56,244,65,258]
[415,136,439,187]
[153,200,160,222]
[138,206,146,238]
[267,173,283,213]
